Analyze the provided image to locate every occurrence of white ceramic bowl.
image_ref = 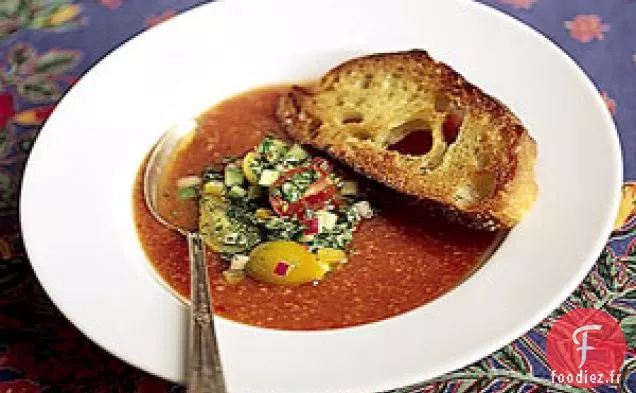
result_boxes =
[20,1,622,392]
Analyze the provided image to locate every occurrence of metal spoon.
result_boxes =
[143,120,227,393]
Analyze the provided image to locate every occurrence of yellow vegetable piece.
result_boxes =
[316,248,347,271]
[255,208,274,219]
[247,241,327,285]
[242,151,259,184]
[199,196,260,253]
[204,181,225,196]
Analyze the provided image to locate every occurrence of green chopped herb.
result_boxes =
[282,182,302,202]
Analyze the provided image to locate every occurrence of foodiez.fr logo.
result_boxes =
[546,308,626,388]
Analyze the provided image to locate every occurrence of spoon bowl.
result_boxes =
[143,119,198,234]
[143,120,227,393]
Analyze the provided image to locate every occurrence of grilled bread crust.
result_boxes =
[277,50,537,230]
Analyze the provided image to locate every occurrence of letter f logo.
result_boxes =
[572,324,602,368]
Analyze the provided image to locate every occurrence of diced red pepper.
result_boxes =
[303,217,320,235]
[273,261,292,277]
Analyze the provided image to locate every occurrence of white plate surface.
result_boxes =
[20,1,622,392]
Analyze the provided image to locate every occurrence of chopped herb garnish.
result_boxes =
[196,136,373,285]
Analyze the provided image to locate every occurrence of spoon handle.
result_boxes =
[187,232,227,393]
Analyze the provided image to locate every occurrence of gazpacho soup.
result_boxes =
[133,86,504,330]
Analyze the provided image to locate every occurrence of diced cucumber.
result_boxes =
[230,254,249,270]
[224,164,244,187]
[353,201,373,218]
[177,186,198,200]
[299,234,315,243]
[228,185,247,199]
[285,144,309,161]
[223,269,246,284]
[316,211,338,231]
[258,169,280,186]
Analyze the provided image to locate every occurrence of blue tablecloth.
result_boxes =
[0,1,634,392]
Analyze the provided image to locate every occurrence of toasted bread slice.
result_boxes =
[277,50,537,229]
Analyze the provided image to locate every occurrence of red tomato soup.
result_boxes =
[133,86,503,330]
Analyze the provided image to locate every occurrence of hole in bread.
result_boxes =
[388,129,433,155]
[442,110,464,145]
[341,112,364,124]
[384,118,433,148]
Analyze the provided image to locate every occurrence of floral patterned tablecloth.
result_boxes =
[0,1,634,392]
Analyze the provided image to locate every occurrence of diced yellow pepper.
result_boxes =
[203,181,225,196]
[242,151,259,184]
[247,241,327,285]
[316,248,347,271]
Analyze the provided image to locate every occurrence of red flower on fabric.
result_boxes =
[144,9,176,29]
[601,91,616,115]
[565,15,610,43]
[100,0,122,10]
[0,93,16,130]
[497,0,537,9]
